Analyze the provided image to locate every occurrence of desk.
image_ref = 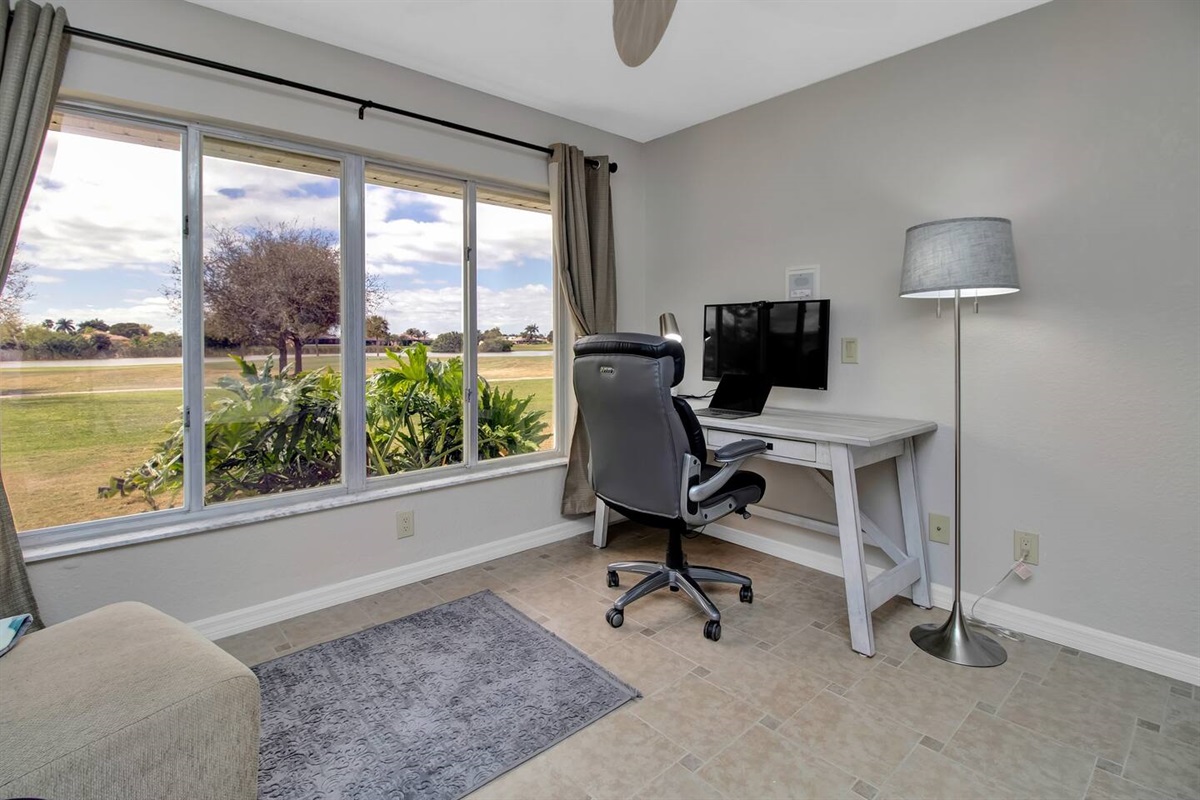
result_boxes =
[593,404,937,657]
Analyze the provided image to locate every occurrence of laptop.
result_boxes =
[695,373,773,419]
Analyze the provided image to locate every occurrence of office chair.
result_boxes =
[574,333,768,641]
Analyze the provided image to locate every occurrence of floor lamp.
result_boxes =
[901,217,1020,668]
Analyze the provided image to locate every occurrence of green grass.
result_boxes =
[0,365,556,532]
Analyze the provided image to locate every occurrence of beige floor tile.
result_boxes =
[355,582,444,624]
[705,648,830,718]
[1085,768,1174,800]
[516,576,610,618]
[650,614,764,674]
[591,635,697,698]
[770,581,850,625]
[993,632,1062,677]
[632,673,763,760]
[423,566,512,602]
[716,591,816,645]
[633,763,727,800]
[551,709,686,800]
[466,750,589,800]
[483,551,567,592]
[772,626,880,687]
[997,675,1136,763]
[1042,652,1170,724]
[542,605,644,655]
[1163,691,1200,746]
[698,724,856,800]
[880,744,1022,800]
[898,646,1023,706]
[778,691,922,786]
[278,601,373,651]
[1121,726,1200,799]
[842,665,976,743]
[215,623,290,666]
[943,710,1096,799]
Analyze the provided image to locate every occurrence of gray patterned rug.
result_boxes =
[253,589,638,800]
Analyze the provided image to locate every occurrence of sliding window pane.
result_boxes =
[201,138,342,504]
[475,189,554,459]
[0,112,183,530]
[363,166,464,477]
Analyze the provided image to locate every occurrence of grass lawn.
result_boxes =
[1,365,556,532]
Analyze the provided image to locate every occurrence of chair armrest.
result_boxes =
[713,438,768,463]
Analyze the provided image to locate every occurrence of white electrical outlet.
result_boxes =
[396,510,415,540]
[929,513,952,544]
[1014,530,1039,565]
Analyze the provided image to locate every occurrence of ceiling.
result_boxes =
[185,0,1048,143]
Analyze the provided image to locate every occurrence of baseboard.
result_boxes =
[190,519,592,640]
[705,523,1200,685]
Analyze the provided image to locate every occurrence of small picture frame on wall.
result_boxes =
[786,265,820,300]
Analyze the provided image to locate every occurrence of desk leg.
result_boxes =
[830,443,875,657]
[593,498,610,549]
[897,438,932,609]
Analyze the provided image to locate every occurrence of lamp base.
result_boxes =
[910,602,1007,668]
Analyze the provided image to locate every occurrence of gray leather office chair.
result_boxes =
[574,333,768,641]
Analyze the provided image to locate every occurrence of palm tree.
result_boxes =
[521,323,540,342]
[54,318,76,334]
[41,318,53,329]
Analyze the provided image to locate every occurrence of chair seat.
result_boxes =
[700,466,765,511]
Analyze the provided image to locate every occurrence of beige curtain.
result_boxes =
[549,144,617,516]
[0,0,70,628]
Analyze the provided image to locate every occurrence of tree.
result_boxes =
[402,327,428,342]
[521,323,540,342]
[41,318,53,329]
[0,261,33,342]
[91,332,113,351]
[366,314,390,343]
[546,330,553,343]
[54,318,76,333]
[79,318,109,332]
[479,327,512,352]
[430,331,463,353]
[109,322,150,339]
[202,223,341,372]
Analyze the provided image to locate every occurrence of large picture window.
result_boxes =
[0,105,561,547]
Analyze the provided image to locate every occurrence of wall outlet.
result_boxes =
[1014,530,1039,565]
[396,510,415,540]
[929,513,952,544]
[841,337,859,364]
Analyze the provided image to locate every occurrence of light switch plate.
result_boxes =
[929,513,952,544]
[841,337,859,364]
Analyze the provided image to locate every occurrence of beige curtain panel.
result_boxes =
[0,0,70,628]
[549,143,617,517]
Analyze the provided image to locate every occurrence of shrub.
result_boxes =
[430,331,463,353]
[105,344,548,507]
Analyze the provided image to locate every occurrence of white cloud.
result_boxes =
[28,274,63,284]
[36,295,181,336]
[378,283,553,336]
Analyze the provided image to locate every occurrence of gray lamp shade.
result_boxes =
[900,217,1019,299]
[658,312,682,342]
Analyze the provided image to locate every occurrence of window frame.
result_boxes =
[14,100,568,562]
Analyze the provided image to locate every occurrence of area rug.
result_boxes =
[253,589,638,800]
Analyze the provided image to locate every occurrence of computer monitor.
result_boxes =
[702,299,831,390]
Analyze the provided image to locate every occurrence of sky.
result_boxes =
[13,122,555,338]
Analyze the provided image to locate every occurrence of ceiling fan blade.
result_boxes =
[613,0,678,68]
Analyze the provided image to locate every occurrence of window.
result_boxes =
[1,104,562,548]
[1,111,184,531]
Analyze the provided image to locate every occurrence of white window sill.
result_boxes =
[21,454,568,563]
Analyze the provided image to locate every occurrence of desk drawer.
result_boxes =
[706,428,819,464]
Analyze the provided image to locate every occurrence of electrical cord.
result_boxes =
[965,560,1027,642]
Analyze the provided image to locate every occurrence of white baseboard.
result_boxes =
[190,519,592,640]
[705,523,1200,685]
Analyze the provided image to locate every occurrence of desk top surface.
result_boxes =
[686,400,937,448]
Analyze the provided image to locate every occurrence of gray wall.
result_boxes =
[644,0,1200,656]
[25,0,647,625]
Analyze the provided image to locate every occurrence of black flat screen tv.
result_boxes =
[702,299,831,390]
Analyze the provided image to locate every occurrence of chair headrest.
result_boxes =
[574,333,686,387]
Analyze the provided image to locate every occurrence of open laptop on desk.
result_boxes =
[694,373,773,419]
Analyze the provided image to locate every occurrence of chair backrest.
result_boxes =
[573,333,693,519]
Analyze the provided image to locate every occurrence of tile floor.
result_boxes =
[217,523,1200,800]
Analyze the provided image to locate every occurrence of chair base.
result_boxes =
[604,529,752,641]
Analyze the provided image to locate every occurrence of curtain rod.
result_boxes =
[39,16,618,173]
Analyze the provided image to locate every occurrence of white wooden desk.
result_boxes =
[593,404,937,657]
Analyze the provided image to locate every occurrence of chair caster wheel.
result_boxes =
[739,585,754,604]
[606,570,619,588]
[704,620,722,641]
[606,608,624,628]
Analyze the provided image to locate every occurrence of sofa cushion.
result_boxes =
[0,601,260,799]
